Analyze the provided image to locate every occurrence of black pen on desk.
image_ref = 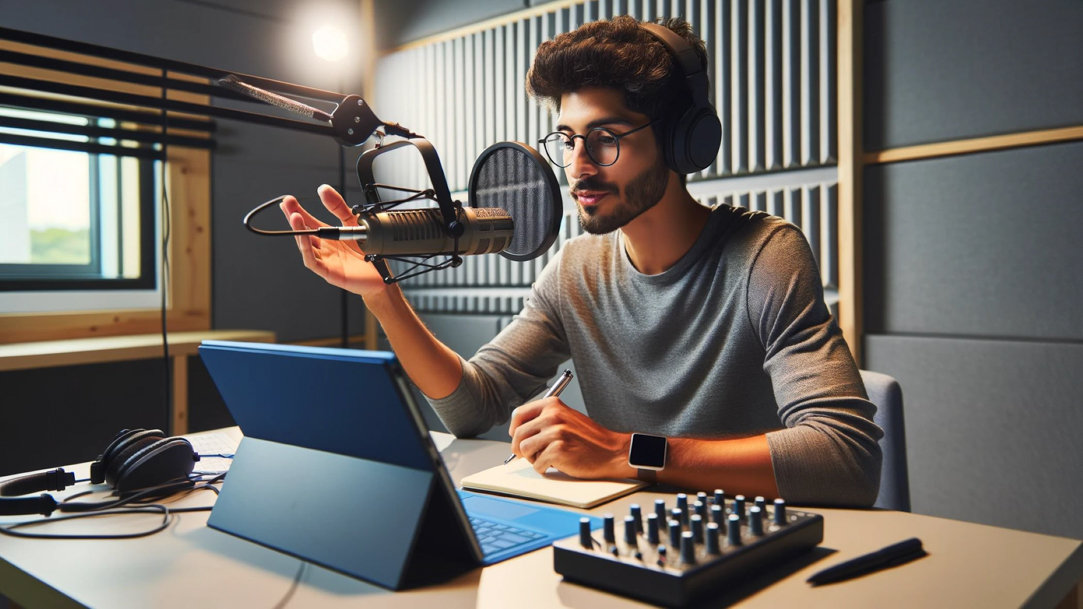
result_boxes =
[503,369,574,465]
[807,537,927,586]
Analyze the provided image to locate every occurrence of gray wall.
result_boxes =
[863,0,1083,540]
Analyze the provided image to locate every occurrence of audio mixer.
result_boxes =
[553,491,823,607]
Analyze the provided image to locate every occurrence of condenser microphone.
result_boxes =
[244,139,563,283]
[316,206,514,256]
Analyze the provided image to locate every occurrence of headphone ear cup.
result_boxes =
[104,434,162,488]
[91,428,145,484]
[113,437,198,494]
[669,104,722,174]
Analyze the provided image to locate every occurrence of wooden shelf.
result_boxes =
[0,330,273,372]
[0,330,275,435]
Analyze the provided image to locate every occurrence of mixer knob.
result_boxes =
[654,498,667,524]
[629,503,643,533]
[690,514,703,542]
[713,489,725,505]
[668,519,682,547]
[680,531,696,565]
[624,515,638,545]
[603,514,615,543]
[733,495,746,520]
[749,505,764,536]
[773,498,787,525]
[693,500,706,520]
[578,517,592,548]
[696,491,708,506]
[711,504,725,528]
[754,496,766,511]
[671,507,686,529]
[646,512,660,544]
[676,493,688,513]
[727,514,742,546]
[705,522,721,554]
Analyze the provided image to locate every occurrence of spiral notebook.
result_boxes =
[461,457,648,509]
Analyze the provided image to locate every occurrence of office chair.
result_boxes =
[861,370,912,512]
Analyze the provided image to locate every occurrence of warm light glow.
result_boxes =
[312,25,348,62]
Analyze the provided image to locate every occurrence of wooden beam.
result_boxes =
[864,125,1083,165]
[0,330,274,372]
[837,0,864,363]
[172,354,188,435]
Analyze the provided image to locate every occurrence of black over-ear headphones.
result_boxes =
[639,21,723,175]
[0,429,199,517]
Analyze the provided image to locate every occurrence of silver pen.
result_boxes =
[504,369,574,464]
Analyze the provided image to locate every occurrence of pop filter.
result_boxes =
[468,142,563,261]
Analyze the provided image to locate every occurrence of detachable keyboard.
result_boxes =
[470,516,547,555]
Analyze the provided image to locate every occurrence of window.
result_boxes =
[0,108,156,291]
[0,31,212,342]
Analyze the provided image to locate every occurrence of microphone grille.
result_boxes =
[468,142,562,261]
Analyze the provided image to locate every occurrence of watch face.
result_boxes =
[629,433,667,469]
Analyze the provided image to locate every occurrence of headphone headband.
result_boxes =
[638,22,709,105]
[638,21,722,174]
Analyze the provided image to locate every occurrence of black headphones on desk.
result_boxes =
[0,428,199,517]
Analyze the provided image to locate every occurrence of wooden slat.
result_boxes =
[864,125,1083,165]
[0,329,273,372]
[172,354,188,434]
[836,0,862,362]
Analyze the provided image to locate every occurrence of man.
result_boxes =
[280,16,882,506]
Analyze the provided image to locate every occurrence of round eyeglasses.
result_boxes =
[538,120,656,168]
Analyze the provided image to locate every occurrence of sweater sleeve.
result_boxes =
[424,249,572,438]
[747,225,884,507]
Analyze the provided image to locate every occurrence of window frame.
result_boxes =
[0,40,211,343]
[0,142,157,291]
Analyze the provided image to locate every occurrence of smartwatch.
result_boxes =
[628,433,668,482]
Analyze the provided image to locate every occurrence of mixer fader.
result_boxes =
[552,491,823,607]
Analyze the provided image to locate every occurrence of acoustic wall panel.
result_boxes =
[864,0,1083,151]
[865,334,1083,541]
[374,0,837,192]
[863,140,1083,341]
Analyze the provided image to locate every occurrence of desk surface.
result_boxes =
[1,428,1080,609]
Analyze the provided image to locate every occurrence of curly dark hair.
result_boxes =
[526,16,708,125]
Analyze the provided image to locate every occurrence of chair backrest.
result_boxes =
[860,370,911,512]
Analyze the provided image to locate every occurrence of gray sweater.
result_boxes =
[428,204,883,506]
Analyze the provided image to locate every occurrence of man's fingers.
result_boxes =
[280,195,330,229]
[317,184,358,226]
[508,399,549,436]
[529,441,564,475]
[283,209,327,272]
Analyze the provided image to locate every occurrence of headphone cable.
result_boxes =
[0,479,221,540]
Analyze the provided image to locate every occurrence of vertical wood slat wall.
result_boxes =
[373,0,843,324]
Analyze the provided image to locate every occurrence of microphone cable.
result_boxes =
[159,67,172,435]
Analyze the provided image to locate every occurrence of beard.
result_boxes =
[573,161,670,235]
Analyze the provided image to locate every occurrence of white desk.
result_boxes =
[1,428,1080,608]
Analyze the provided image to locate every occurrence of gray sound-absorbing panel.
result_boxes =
[372,0,838,314]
